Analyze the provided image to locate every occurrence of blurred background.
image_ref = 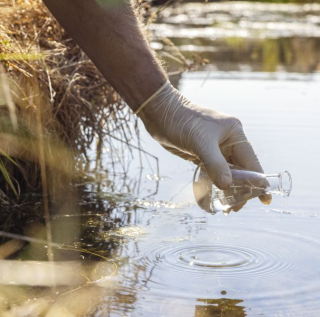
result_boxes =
[151,1,320,77]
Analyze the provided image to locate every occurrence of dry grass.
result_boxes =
[0,0,137,201]
[0,0,204,203]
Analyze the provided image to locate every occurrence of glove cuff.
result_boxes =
[133,80,170,115]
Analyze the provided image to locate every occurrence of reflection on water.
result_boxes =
[195,298,245,317]
[1,2,320,316]
[151,2,320,73]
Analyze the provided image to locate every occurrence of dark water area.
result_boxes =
[1,1,320,316]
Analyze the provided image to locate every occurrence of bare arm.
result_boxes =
[42,0,167,111]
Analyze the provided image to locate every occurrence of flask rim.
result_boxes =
[279,171,292,197]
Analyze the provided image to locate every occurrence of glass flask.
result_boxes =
[193,164,292,214]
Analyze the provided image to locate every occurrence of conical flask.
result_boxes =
[193,164,292,214]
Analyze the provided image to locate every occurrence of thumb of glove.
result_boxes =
[199,142,232,190]
[232,142,272,205]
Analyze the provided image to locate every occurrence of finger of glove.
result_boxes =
[232,201,246,212]
[232,142,272,206]
[224,202,246,214]
[161,145,201,165]
[199,142,232,190]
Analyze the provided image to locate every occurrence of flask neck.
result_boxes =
[265,171,292,197]
[230,169,292,197]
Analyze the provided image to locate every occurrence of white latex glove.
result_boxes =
[137,81,272,206]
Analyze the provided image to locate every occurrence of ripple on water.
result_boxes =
[133,219,320,316]
[140,242,301,280]
[179,246,251,268]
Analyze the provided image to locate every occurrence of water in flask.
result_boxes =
[193,164,292,214]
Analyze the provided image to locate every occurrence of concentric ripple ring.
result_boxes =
[178,246,251,268]
[138,242,302,278]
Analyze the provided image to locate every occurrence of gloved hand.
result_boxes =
[136,81,272,207]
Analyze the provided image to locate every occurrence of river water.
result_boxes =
[1,2,320,316]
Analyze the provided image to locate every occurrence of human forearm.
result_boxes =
[42,0,167,111]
